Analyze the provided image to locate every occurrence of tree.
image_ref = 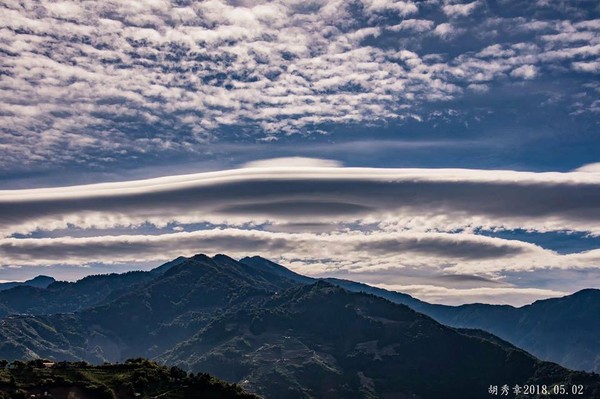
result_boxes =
[10,360,25,370]
[169,366,187,380]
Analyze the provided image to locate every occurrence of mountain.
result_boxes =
[149,256,188,276]
[325,278,600,373]
[0,254,294,362]
[160,281,599,399]
[0,257,196,318]
[0,254,598,398]
[324,278,430,313]
[0,271,154,317]
[0,358,257,398]
[0,276,55,292]
[239,256,314,284]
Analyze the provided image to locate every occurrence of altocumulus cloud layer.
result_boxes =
[1,162,599,305]
[1,0,599,173]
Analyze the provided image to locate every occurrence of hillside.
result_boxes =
[160,281,600,399]
[328,278,600,373]
[0,358,257,398]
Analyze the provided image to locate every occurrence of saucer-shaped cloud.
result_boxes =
[243,157,343,168]
[1,166,599,236]
[574,162,600,173]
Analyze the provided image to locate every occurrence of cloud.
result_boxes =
[1,0,599,171]
[434,273,503,285]
[1,228,598,274]
[433,23,461,39]
[1,163,597,305]
[372,283,568,306]
[2,225,598,306]
[361,0,418,17]
[242,157,343,168]
[1,166,600,237]
[442,1,479,18]
[1,164,599,297]
[572,61,600,73]
[388,19,434,33]
[574,162,600,173]
[510,64,538,79]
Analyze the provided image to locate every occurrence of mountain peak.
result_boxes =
[191,253,212,261]
[212,253,238,263]
[160,254,215,277]
[572,288,600,296]
[240,255,266,262]
[30,275,55,282]
[0,275,56,291]
[239,256,314,284]
[150,256,188,275]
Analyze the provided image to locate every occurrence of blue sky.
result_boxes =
[0,0,599,305]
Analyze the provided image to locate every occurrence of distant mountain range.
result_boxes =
[0,254,598,398]
[0,271,153,317]
[325,278,600,374]
[0,275,55,292]
[243,256,600,374]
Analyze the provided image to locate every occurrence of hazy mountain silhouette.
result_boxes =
[0,275,55,292]
[0,271,153,317]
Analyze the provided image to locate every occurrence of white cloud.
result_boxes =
[372,283,567,306]
[572,61,600,73]
[361,0,418,17]
[1,227,599,306]
[442,1,479,18]
[1,0,599,168]
[467,83,488,93]
[510,64,538,79]
[388,19,434,32]
[2,166,599,237]
[243,157,343,168]
[433,23,463,39]
[574,162,600,173]
[1,227,598,272]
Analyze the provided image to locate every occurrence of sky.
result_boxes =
[0,0,599,305]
